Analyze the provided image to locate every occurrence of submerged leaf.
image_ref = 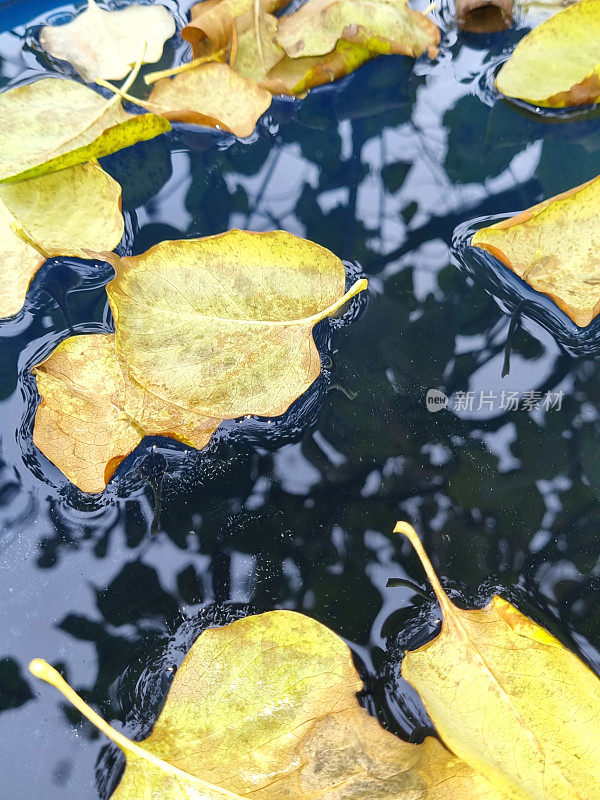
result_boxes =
[183,0,289,55]
[471,176,600,327]
[397,521,600,800]
[276,0,440,60]
[233,12,285,83]
[105,230,368,419]
[496,0,600,107]
[0,78,170,183]
[0,163,123,318]
[33,334,220,492]
[39,0,176,82]
[30,610,511,798]
[147,63,272,137]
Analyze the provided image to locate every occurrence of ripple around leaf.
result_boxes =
[452,215,600,355]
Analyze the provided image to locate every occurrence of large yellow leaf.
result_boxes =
[33,333,221,492]
[0,78,170,183]
[496,0,600,107]
[29,610,511,798]
[39,0,176,82]
[105,230,368,418]
[147,63,273,138]
[396,521,600,800]
[471,176,600,327]
[0,163,123,318]
[275,0,440,60]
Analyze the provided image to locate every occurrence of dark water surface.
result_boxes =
[2,1,600,797]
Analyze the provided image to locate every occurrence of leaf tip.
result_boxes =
[29,658,55,683]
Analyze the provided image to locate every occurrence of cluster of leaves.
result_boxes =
[34,0,440,139]
[30,522,600,799]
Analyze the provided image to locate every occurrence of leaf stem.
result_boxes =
[393,521,455,618]
[10,222,50,259]
[28,659,246,800]
[309,278,368,325]
[144,49,226,85]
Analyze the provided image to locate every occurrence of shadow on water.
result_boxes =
[1,0,600,797]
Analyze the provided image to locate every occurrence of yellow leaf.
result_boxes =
[471,176,600,327]
[276,0,440,61]
[29,610,512,798]
[39,0,176,82]
[0,77,170,183]
[105,230,367,419]
[33,333,221,492]
[397,521,600,800]
[183,0,289,55]
[496,0,600,107]
[147,63,272,138]
[0,163,123,318]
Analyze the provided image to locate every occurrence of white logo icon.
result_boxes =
[426,389,448,413]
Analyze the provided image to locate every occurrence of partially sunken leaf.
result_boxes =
[30,610,511,799]
[0,78,170,183]
[147,63,272,137]
[183,0,289,55]
[39,0,176,82]
[106,230,368,419]
[471,176,600,327]
[496,0,600,106]
[33,334,221,492]
[263,41,376,96]
[0,163,123,318]
[397,521,600,800]
[276,0,440,60]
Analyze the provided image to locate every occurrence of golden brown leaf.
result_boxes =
[105,230,368,419]
[33,333,220,492]
[397,521,600,800]
[0,77,170,183]
[39,0,176,82]
[147,62,272,137]
[496,0,600,107]
[0,163,123,318]
[30,610,512,798]
[471,176,600,327]
[276,0,440,61]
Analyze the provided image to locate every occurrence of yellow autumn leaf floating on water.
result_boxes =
[39,0,176,82]
[0,163,123,318]
[471,176,600,327]
[496,0,600,107]
[32,230,366,490]
[105,230,367,418]
[34,334,221,493]
[29,610,509,799]
[397,520,600,800]
[0,72,170,183]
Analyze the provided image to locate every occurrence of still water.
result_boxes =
[1,1,600,797]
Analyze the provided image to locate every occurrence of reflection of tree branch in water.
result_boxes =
[245,148,282,228]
